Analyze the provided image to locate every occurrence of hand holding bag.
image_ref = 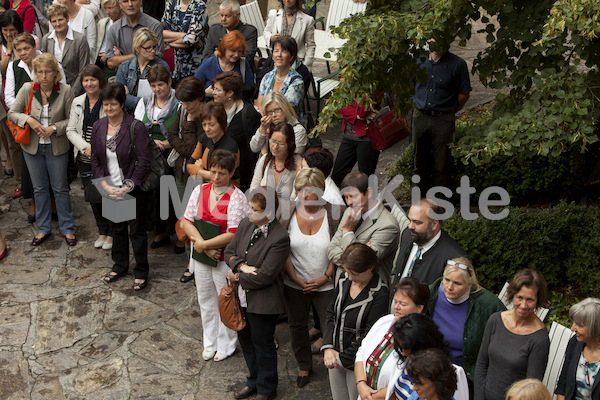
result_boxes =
[218,277,246,331]
[366,93,411,152]
[6,84,34,144]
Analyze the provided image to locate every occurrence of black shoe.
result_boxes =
[297,372,310,388]
[4,168,13,177]
[150,235,170,249]
[174,244,185,254]
[180,271,194,283]
[27,214,36,223]
[133,280,147,290]
[234,386,257,399]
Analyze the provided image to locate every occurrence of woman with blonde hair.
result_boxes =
[7,53,75,246]
[115,27,169,110]
[506,379,552,400]
[250,90,307,155]
[427,257,505,386]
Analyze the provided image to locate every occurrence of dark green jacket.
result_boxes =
[427,278,506,381]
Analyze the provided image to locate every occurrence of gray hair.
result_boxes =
[220,0,240,14]
[570,298,600,338]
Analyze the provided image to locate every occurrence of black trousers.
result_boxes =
[111,188,149,280]
[238,311,279,396]
[77,159,113,236]
[412,109,456,192]
[331,133,380,187]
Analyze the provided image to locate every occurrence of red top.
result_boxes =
[11,0,35,33]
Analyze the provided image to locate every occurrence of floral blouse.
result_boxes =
[259,67,305,123]
[161,0,209,83]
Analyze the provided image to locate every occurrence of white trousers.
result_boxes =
[328,364,358,400]
[192,259,237,355]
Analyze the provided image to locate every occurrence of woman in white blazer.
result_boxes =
[263,0,315,70]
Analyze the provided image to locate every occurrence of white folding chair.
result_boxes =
[240,1,267,57]
[497,281,550,321]
[542,322,575,398]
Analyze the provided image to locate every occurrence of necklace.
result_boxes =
[273,159,285,173]
[212,185,230,201]
[41,88,52,101]
[108,121,122,131]
[303,205,324,220]
[275,75,286,83]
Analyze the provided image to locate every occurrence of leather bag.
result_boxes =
[218,278,246,331]
[6,84,34,144]
[129,119,168,191]
[366,93,411,152]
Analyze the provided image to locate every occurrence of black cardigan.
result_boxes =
[555,335,600,400]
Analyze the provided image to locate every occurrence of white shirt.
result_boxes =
[400,230,442,279]
[99,18,114,55]
[48,27,75,63]
[323,176,344,206]
[106,135,122,186]
[39,104,51,144]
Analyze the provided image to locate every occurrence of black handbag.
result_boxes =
[129,120,168,192]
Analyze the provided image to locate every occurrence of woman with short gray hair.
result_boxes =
[555,298,600,400]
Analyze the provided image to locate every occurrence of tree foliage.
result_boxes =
[315,0,600,164]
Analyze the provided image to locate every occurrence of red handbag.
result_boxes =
[366,94,411,152]
[6,84,34,145]
[218,278,246,331]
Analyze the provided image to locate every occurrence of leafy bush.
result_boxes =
[443,202,600,300]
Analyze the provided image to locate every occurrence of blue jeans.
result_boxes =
[23,144,74,235]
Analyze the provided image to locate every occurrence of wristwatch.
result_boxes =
[52,125,57,133]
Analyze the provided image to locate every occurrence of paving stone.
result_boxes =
[165,307,204,342]
[0,303,30,346]
[129,328,206,376]
[0,350,32,400]
[128,357,195,399]
[104,292,175,332]
[67,246,112,270]
[69,356,127,397]
[78,331,132,360]
[0,284,72,304]
[33,348,91,375]
[132,279,196,313]
[31,374,66,400]
[33,288,108,354]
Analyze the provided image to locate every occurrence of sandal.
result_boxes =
[133,280,147,290]
[103,272,125,283]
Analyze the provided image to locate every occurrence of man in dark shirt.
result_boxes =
[200,0,257,63]
[412,47,472,192]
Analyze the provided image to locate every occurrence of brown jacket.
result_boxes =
[167,107,202,181]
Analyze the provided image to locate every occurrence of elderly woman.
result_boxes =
[115,27,169,110]
[95,0,123,77]
[256,36,304,122]
[555,298,600,400]
[91,82,151,290]
[211,71,260,191]
[7,53,75,246]
[66,64,111,249]
[405,348,458,400]
[250,91,307,156]
[182,149,247,362]
[250,122,300,204]
[168,76,205,273]
[264,0,315,70]
[225,188,290,400]
[354,277,429,400]
[41,4,90,87]
[56,0,96,57]
[280,168,342,388]
[133,64,178,250]
[187,102,240,185]
[194,30,254,99]
[323,242,389,400]
[161,0,208,86]
[475,269,550,400]
[427,257,506,384]
[508,379,553,400]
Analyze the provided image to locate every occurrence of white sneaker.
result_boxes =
[202,350,216,361]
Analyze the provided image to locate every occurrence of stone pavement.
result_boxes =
[0,4,498,400]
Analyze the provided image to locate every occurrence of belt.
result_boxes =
[417,109,454,117]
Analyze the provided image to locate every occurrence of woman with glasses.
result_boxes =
[475,269,550,400]
[427,258,505,391]
[555,298,600,400]
[250,91,307,156]
[115,27,169,111]
[193,30,254,99]
[250,121,300,204]
[322,242,389,400]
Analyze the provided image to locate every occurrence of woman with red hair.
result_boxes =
[194,30,254,99]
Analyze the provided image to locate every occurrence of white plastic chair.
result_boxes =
[542,322,575,398]
[240,1,267,57]
[498,281,550,321]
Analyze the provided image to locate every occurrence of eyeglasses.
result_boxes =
[447,259,469,271]
[269,138,287,147]
[266,107,282,116]
[141,45,157,52]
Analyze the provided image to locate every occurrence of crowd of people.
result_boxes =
[0,1,597,400]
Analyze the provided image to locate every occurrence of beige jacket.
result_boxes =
[66,93,106,158]
[264,9,316,70]
[8,82,74,156]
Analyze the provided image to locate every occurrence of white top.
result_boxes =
[4,59,34,109]
[48,27,75,63]
[105,135,122,186]
[285,212,333,292]
[134,98,162,125]
[182,183,248,233]
[50,5,97,57]
[99,18,114,55]
[323,176,344,205]
[39,104,51,144]
[399,230,442,279]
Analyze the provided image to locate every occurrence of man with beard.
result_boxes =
[390,198,469,287]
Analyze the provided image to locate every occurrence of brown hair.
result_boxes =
[211,71,243,101]
[406,349,457,400]
[505,269,548,308]
[208,149,237,173]
[47,3,68,20]
[262,122,296,175]
[79,64,107,88]
[175,76,205,102]
[199,102,227,133]
[147,64,171,85]
[393,277,430,309]
[339,242,380,274]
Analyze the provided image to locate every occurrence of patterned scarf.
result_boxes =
[143,88,178,138]
[280,7,297,37]
[365,327,395,389]
[106,124,121,152]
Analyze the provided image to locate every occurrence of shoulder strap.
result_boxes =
[130,119,139,165]
[240,59,246,83]
[178,104,186,139]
